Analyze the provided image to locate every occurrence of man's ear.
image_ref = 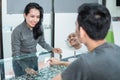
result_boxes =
[80,27,88,39]
[80,27,85,37]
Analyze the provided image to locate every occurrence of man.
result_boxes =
[49,32,87,66]
[52,3,120,80]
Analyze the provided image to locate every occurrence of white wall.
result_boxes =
[106,0,120,17]
[99,0,120,17]
[112,22,120,46]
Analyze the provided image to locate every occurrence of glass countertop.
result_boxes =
[7,65,66,80]
[0,51,80,80]
[0,51,65,80]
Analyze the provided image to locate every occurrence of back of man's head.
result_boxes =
[77,3,111,40]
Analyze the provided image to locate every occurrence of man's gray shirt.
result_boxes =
[62,42,120,80]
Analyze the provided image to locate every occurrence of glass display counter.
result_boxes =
[8,65,66,80]
[0,52,67,80]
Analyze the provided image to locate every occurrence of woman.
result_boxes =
[11,2,62,77]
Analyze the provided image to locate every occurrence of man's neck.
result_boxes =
[86,39,106,52]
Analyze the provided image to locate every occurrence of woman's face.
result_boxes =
[24,8,40,28]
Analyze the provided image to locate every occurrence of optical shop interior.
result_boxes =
[0,0,120,80]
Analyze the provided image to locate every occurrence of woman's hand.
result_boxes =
[52,48,62,54]
[25,67,37,75]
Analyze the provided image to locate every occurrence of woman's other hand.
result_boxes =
[25,67,37,75]
[52,48,62,54]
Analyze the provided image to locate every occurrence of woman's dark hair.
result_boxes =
[24,2,44,39]
[77,3,111,40]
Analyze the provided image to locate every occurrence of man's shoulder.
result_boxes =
[96,42,120,53]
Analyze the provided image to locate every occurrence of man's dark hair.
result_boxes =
[77,3,111,40]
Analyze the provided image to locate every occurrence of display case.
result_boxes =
[0,52,67,80]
